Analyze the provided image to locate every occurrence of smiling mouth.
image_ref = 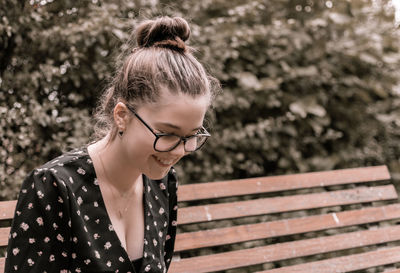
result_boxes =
[153,155,174,166]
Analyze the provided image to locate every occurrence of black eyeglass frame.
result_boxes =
[125,104,211,152]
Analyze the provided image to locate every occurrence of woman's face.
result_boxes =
[121,90,210,180]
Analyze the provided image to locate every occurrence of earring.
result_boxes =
[118,131,124,138]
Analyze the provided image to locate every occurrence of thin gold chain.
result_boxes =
[97,151,138,219]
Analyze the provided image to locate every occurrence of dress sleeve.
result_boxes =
[164,168,178,271]
[5,169,71,272]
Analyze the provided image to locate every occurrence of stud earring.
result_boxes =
[118,131,124,138]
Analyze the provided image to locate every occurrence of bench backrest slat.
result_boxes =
[175,203,400,251]
[178,185,397,224]
[169,225,400,273]
[256,246,400,273]
[0,227,10,247]
[0,201,17,221]
[178,165,390,201]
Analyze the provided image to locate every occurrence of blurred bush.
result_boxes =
[1,0,400,199]
[175,0,400,184]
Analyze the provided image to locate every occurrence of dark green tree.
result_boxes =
[1,0,400,199]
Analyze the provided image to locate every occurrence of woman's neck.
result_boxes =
[88,136,142,194]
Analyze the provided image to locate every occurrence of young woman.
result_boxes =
[5,16,218,273]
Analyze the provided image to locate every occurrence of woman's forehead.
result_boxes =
[141,90,210,112]
[137,93,209,130]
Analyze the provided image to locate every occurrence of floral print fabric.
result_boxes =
[5,147,178,273]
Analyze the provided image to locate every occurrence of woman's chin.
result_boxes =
[145,168,171,180]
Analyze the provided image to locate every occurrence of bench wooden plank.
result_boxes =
[0,201,17,221]
[178,165,390,201]
[175,203,400,251]
[0,227,10,247]
[256,246,400,273]
[178,185,397,224]
[169,225,400,273]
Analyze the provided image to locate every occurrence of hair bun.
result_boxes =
[135,16,191,52]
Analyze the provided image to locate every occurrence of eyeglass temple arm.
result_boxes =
[125,104,158,137]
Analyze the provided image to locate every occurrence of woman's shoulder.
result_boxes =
[40,146,90,169]
[29,146,95,187]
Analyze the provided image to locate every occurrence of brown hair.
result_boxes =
[93,16,219,140]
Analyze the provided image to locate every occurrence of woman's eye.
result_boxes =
[192,129,202,136]
[157,130,174,135]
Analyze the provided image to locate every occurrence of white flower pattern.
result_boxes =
[36,217,43,226]
[12,248,19,256]
[20,222,29,231]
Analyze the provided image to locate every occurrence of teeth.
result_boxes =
[155,156,173,165]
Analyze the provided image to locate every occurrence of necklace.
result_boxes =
[97,151,139,219]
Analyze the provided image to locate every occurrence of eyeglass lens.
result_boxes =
[155,135,207,152]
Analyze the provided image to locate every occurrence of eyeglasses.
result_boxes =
[125,104,210,152]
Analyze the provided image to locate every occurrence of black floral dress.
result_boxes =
[5,147,178,273]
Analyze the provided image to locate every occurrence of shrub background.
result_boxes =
[1,0,400,200]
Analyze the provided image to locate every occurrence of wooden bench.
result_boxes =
[1,165,400,272]
[169,165,400,273]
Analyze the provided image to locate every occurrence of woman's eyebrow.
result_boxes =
[156,122,202,132]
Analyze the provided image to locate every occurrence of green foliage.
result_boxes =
[0,0,128,198]
[175,0,400,183]
[1,0,400,199]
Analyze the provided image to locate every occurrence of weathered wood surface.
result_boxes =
[169,165,400,272]
[169,226,400,273]
[255,246,400,273]
[0,200,17,221]
[177,165,390,201]
[178,185,397,224]
[175,203,400,251]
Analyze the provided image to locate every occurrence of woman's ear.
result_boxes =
[113,102,130,131]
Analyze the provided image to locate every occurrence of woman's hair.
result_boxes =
[93,16,219,140]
